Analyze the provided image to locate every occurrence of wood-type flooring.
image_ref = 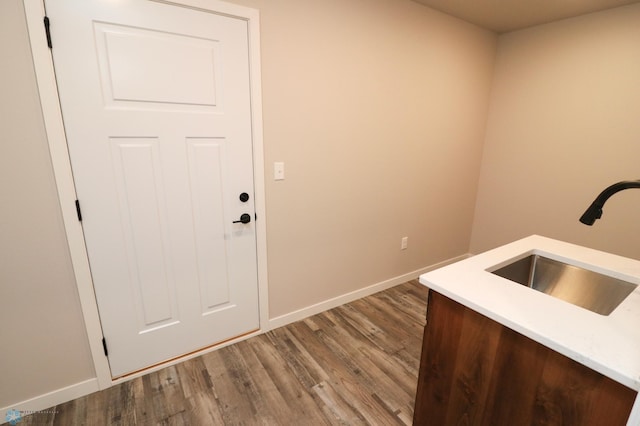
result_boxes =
[11,280,428,425]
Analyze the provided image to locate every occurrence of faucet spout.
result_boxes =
[579,180,640,225]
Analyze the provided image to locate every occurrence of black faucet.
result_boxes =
[580,180,640,225]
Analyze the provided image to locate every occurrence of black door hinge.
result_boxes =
[43,16,52,49]
[75,200,83,221]
[102,338,108,357]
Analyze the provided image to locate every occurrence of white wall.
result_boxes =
[470,3,640,258]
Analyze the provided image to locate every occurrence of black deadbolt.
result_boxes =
[233,213,252,224]
[239,192,250,202]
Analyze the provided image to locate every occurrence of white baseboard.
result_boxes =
[268,254,470,330]
[1,378,99,418]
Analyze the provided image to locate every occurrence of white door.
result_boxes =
[45,0,260,377]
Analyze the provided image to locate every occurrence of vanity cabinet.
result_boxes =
[413,290,637,425]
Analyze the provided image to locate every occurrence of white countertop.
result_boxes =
[419,235,640,392]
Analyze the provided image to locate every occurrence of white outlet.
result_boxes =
[401,237,408,250]
[274,162,285,180]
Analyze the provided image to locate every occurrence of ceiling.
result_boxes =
[411,0,640,33]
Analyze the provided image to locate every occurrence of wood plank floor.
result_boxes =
[13,280,428,426]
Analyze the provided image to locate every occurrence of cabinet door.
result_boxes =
[413,290,637,426]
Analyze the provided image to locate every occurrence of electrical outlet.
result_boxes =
[401,237,408,250]
[274,162,285,180]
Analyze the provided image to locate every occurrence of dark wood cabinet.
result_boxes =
[413,290,637,425]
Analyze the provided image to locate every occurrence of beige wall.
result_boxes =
[226,0,497,316]
[470,3,640,258]
[0,0,95,408]
[1,0,495,408]
[9,0,639,412]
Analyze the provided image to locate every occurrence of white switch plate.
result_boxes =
[401,237,408,250]
[274,162,285,180]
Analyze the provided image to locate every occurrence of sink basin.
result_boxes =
[489,254,637,315]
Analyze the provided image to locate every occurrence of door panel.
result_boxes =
[46,0,259,377]
[186,138,233,312]
[95,23,221,108]
[110,138,178,330]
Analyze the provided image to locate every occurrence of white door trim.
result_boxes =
[23,0,268,389]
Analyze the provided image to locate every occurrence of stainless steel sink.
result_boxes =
[490,254,637,315]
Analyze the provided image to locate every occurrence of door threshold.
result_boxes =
[110,328,261,384]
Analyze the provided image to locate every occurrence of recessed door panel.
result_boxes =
[186,138,234,313]
[110,138,179,330]
[95,23,220,109]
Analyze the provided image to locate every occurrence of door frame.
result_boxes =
[24,0,269,389]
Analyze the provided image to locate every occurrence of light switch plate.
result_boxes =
[401,237,408,250]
